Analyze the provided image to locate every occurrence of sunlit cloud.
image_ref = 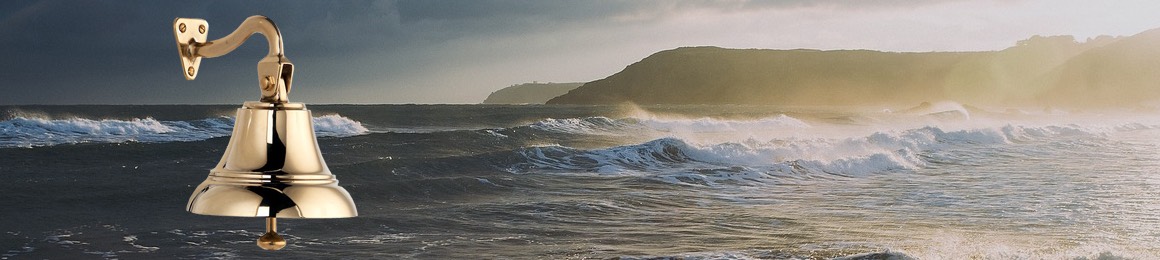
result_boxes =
[0,0,1158,104]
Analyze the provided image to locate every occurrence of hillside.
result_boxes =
[547,32,1148,108]
[483,82,583,104]
[1038,29,1160,106]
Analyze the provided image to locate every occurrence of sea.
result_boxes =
[2,103,1160,259]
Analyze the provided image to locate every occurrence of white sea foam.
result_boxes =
[638,114,810,133]
[312,114,369,137]
[614,249,917,260]
[122,235,159,252]
[0,114,369,148]
[511,121,1149,185]
[527,116,630,134]
[522,114,809,137]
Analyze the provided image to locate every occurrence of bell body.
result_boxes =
[187,101,357,218]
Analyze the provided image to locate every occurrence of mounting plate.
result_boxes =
[174,18,208,80]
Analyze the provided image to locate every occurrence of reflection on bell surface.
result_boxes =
[186,101,357,218]
[174,15,356,250]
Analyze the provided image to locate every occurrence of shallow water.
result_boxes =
[2,104,1159,259]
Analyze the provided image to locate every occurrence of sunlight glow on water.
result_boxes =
[5,105,1160,259]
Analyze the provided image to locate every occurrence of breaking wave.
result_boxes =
[519,114,808,135]
[313,114,370,137]
[0,114,368,148]
[505,122,1148,186]
[638,114,810,132]
[526,116,634,134]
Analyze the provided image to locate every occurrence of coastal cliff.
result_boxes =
[483,82,583,104]
[547,31,1151,108]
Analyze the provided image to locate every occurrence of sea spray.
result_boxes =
[506,121,1139,185]
[0,114,368,148]
[5,105,1160,258]
[313,114,370,137]
[638,114,809,133]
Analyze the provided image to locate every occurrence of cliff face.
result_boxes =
[1038,29,1160,107]
[550,47,976,105]
[548,32,1150,108]
[482,82,583,104]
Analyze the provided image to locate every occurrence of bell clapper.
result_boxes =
[257,217,287,250]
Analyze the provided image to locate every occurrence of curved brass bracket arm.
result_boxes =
[174,15,294,103]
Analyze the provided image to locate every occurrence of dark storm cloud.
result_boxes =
[0,0,971,104]
[0,0,398,104]
[393,0,973,24]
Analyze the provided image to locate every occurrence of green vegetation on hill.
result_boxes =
[482,82,583,104]
[1041,32,1160,107]
[547,31,1153,108]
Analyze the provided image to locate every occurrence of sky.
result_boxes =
[1,0,1159,105]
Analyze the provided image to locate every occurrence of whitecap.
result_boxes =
[312,114,369,137]
[527,116,628,134]
[0,114,369,148]
[508,122,1125,185]
[639,114,810,133]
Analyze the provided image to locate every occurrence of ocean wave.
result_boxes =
[369,115,810,141]
[506,123,1133,185]
[519,114,808,136]
[313,114,370,137]
[0,114,368,148]
[615,249,917,260]
[526,116,635,134]
[638,114,810,133]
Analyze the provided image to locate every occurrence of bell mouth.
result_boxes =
[186,103,357,218]
[187,181,358,218]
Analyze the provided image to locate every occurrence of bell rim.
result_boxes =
[187,182,358,218]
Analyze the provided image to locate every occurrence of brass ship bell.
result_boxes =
[173,15,357,250]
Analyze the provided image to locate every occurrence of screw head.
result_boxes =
[178,23,187,33]
[198,24,206,34]
[187,66,195,76]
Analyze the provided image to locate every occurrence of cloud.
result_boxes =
[0,1,406,104]
[0,0,1148,104]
